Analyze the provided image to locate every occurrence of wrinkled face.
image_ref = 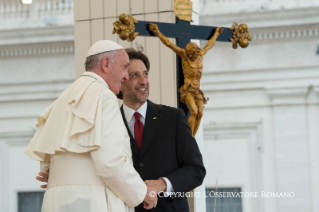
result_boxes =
[122,59,149,106]
[106,50,129,95]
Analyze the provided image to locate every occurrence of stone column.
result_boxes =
[308,86,319,212]
[0,140,9,212]
[266,87,312,212]
[29,0,38,22]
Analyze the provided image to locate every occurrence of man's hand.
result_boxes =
[36,167,49,188]
[145,179,167,194]
[143,185,158,209]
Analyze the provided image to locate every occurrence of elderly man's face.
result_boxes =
[107,50,129,95]
[122,59,149,107]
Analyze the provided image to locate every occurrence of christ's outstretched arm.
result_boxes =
[149,23,184,58]
[202,27,223,55]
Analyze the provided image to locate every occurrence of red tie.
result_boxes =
[134,112,144,149]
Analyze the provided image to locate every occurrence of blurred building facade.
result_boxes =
[0,0,318,212]
[200,0,319,212]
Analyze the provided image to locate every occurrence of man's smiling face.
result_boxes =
[121,59,149,109]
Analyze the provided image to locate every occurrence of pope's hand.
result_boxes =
[149,23,159,33]
[143,185,158,209]
[36,167,49,188]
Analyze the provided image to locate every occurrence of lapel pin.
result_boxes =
[153,117,156,119]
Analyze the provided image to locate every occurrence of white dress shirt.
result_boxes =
[122,102,174,194]
[123,101,147,139]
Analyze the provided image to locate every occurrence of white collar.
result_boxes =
[122,101,148,122]
[81,72,108,87]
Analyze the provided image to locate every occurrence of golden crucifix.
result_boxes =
[149,24,224,136]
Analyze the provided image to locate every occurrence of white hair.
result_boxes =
[84,50,120,71]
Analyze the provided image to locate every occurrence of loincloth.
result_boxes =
[179,84,208,104]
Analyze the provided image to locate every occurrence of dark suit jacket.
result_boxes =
[120,100,206,212]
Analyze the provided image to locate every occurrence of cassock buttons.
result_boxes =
[139,163,144,167]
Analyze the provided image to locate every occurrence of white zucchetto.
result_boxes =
[86,40,124,57]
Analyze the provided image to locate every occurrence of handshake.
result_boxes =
[37,167,167,210]
[144,179,167,209]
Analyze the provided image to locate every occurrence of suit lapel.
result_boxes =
[140,100,163,157]
[120,105,140,156]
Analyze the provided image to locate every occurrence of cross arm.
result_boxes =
[135,20,233,42]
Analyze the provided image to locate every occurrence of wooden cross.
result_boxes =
[133,19,233,114]
[112,11,240,119]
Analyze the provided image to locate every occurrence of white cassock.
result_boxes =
[25,72,147,212]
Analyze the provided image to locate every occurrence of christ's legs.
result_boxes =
[185,93,198,137]
[193,99,204,136]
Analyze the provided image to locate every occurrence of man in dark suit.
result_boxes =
[119,48,206,212]
[36,48,205,212]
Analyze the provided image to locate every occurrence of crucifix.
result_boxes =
[112,0,251,136]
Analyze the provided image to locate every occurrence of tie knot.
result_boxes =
[134,112,141,121]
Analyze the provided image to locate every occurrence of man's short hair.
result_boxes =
[125,47,150,71]
[84,50,119,71]
[117,47,150,100]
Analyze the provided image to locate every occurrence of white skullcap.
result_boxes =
[86,40,124,57]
